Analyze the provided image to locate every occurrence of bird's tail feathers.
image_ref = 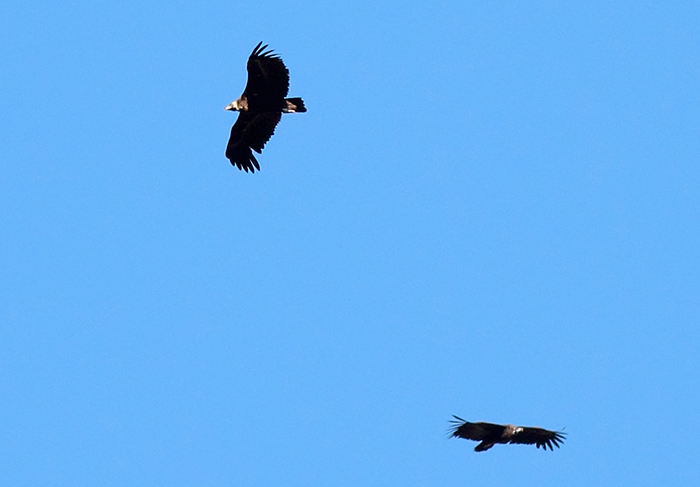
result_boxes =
[284,97,306,113]
[475,442,494,452]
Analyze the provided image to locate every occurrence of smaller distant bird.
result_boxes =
[225,42,306,173]
[448,416,566,452]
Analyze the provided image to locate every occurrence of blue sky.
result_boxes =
[2,1,699,485]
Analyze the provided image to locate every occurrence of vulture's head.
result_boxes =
[224,97,248,112]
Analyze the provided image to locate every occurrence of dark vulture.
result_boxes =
[224,42,306,172]
[449,416,566,452]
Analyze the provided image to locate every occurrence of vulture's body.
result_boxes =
[449,416,566,452]
[225,42,306,172]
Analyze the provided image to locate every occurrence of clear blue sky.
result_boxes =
[2,1,699,485]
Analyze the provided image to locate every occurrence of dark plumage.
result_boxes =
[225,42,306,172]
[449,416,566,452]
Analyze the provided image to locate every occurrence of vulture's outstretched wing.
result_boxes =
[244,42,290,104]
[226,112,282,172]
[508,427,566,450]
[448,416,501,440]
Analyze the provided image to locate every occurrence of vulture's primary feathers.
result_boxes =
[449,416,566,452]
[225,42,306,172]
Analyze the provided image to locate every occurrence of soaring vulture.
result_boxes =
[224,42,306,172]
[449,416,566,452]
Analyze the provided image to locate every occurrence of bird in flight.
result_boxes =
[448,416,566,452]
[224,42,306,173]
